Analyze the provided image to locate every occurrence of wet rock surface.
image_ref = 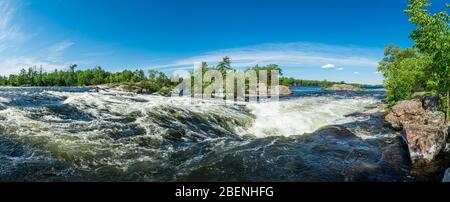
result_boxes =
[386,100,448,163]
[385,98,449,181]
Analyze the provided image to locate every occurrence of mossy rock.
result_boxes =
[134,136,163,147]
[411,91,434,99]
[242,134,257,139]
[158,87,173,96]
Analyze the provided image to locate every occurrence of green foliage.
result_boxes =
[158,86,172,95]
[217,56,232,75]
[1,57,373,99]
[0,66,173,93]
[379,0,449,118]
[0,76,7,85]
[280,77,348,87]
[407,0,450,118]
[246,64,283,85]
[378,45,431,104]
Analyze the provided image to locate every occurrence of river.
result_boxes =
[1,86,412,181]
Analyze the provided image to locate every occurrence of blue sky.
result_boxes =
[0,0,448,84]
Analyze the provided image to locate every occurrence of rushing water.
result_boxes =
[0,86,406,182]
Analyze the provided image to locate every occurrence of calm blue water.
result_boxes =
[289,86,386,100]
[290,86,323,93]
[290,86,385,93]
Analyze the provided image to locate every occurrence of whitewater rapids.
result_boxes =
[0,87,389,181]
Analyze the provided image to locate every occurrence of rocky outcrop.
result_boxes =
[274,85,292,96]
[115,85,133,92]
[255,84,292,96]
[385,99,448,165]
[422,96,441,111]
[134,87,148,94]
[324,84,362,91]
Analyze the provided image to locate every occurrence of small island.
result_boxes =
[323,84,362,91]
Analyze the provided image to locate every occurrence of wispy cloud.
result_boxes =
[0,40,75,75]
[152,42,383,72]
[80,50,114,57]
[0,0,24,53]
[337,67,344,71]
[47,41,75,62]
[0,56,70,76]
[0,1,76,75]
[353,71,359,74]
[321,64,335,69]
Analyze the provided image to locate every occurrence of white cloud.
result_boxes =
[353,72,359,74]
[0,39,75,76]
[47,41,75,62]
[321,64,335,69]
[0,1,76,76]
[152,42,382,72]
[337,67,344,71]
[0,56,69,75]
[0,0,24,53]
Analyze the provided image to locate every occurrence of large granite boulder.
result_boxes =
[257,84,292,96]
[114,85,133,92]
[274,85,292,96]
[385,99,448,164]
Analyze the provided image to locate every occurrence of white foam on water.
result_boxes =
[244,96,378,137]
[0,91,253,171]
[1,90,380,174]
[0,96,10,103]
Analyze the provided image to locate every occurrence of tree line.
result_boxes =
[0,57,352,91]
[195,57,347,88]
[0,65,173,93]
[377,0,449,119]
